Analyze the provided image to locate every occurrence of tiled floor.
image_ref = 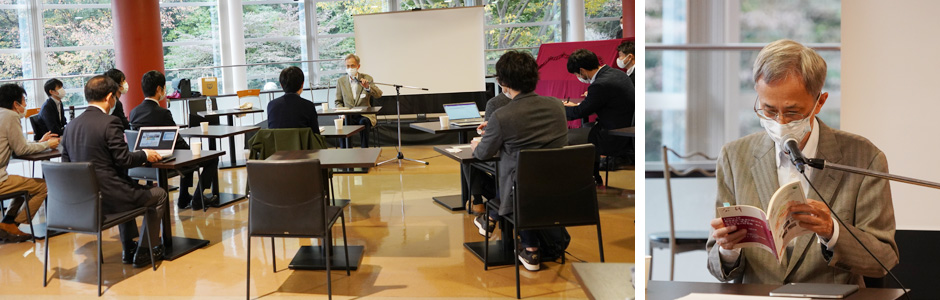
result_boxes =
[0,146,634,299]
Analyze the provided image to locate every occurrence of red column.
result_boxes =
[623,0,635,38]
[111,0,165,111]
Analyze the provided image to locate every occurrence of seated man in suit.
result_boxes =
[564,49,634,185]
[267,66,319,133]
[707,39,898,284]
[0,84,59,243]
[471,51,569,272]
[465,92,511,214]
[62,75,166,267]
[130,70,220,210]
[39,78,68,136]
[103,69,132,130]
[334,54,382,148]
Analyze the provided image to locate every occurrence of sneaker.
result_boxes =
[473,214,495,238]
[517,247,540,271]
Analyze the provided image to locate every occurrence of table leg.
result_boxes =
[158,168,210,260]
[432,161,470,212]
[458,131,468,144]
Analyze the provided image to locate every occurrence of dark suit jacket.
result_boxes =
[39,97,66,136]
[62,107,152,214]
[267,93,319,134]
[473,92,569,216]
[113,100,130,130]
[129,99,188,150]
[565,65,634,130]
[483,93,511,122]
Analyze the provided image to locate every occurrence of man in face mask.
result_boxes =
[40,78,68,137]
[334,53,382,148]
[104,69,132,130]
[0,84,59,243]
[706,39,898,285]
[616,40,635,83]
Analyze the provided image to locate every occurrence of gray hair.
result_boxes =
[344,53,360,65]
[752,39,827,96]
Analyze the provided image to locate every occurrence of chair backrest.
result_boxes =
[42,162,101,233]
[187,98,220,127]
[125,130,138,151]
[29,114,47,141]
[247,158,327,237]
[662,145,717,249]
[246,128,327,160]
[514,144,599,229]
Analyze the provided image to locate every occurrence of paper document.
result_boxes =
[676,293,809,300]
[717,180,812,262]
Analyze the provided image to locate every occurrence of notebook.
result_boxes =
[134,126,180,157]
[443,102,483,127]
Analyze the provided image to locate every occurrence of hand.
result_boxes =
[143,149,162,163]
[476,121,488,135]
[359,78,370,89]
[788,199,834,239]
[711,218,747,250]
[45,138,60,149]
[470,139,480,151]
[563,101,579,107]
[40,132,58,142]
[581,91,588,97]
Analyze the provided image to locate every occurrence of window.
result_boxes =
[243,1,306,90]
[313,0,383,86]
[584,0,623,41]
[484,0,561,74]
[161,0,222,93]
[0,1,37,104]
[645,0,841,163]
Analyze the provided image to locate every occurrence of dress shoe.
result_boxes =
[177,194,193,210]
[0,223,31,243]
[133,244,164,268]
[471,204,485,214]
[192,194,219,210]
[122,244,138,264]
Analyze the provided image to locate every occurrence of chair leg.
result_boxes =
[604,158,610,188]
[596,224,605,262]
[97,232,103,297]
[246,235,251,300]
[340,213,350,276]
[23,193,35,243]
[513,228,521,299]
[648,242,654,280]
[43,227,49,287]
[271,237,276,273]
[145,216,156,271]
[326,233,332,300]
[483,216,489,271]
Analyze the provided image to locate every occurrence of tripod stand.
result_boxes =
[375,83,429,166]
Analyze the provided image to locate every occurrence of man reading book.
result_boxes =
[706,39,899,285]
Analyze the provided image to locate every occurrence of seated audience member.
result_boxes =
[335,54,382,148]
[39,78,68,136]
[267,66,320,133]
[616,40,635,83]
[62,75,166,267]
[0,84,59,243]
[564,49,634,185]
[471,50,569,271]
[465,92,511,214]
[129,70,220,209]
[103,69,132,130]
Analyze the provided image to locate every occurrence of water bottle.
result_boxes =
[205,96,213,113]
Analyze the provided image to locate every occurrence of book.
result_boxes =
[717,180,813,262]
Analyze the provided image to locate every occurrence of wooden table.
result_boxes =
[410,121,479,144]
[610,127,634,137]
[316,106,382,116]
[266,148,382,271]
[320,125,365,144]
[150,150,227,260]
[197,108,264,126]
[572,263,634,300]
[430,144,495,211]
[179,125,260,169]
[647,281,906,300]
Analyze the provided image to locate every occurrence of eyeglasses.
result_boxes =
[753,94,821,123]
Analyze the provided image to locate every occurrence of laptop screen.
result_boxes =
[135,127,179,151]
[443,103,481,120]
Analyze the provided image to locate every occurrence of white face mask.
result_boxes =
[617,57,629,69]
[14,102,25,119]
[346,68,359,79]
[55,87,66,99]
[108,96,117,115]
[121,82,129,94]
[577,73,592,84]
[758,96,820,145]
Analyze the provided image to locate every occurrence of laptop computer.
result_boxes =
[134,126,180,158]
[443,102,484,127]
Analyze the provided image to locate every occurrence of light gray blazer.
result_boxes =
[335,73,383,126]
[706,120,899,286]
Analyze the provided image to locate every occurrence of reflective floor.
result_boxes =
[0,146,634,299]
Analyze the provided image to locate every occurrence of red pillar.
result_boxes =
[623,0,635,38]
[111,0,165,112]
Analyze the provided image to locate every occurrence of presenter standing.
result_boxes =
[706,39,898,285]
[335,54,382,148]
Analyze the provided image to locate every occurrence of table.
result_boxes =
[179,125,260,169]
[316,106,383,116]
[430,144,491,212]
[149,150,227,260]
[197,109,263,166]
[266,148,382,271]
[647,281,906,300]
[410,121,479,144]
[320,125,365,147]
[610,127,635,137]
[571,263,634,300]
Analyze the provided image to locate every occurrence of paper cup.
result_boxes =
[191,141,202,156]
[334,118,343,130]
[200,122,209,133]
[440,116,450,128]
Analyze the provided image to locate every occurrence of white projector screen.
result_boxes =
[353,7,485,95]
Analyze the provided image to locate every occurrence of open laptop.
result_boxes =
[134,126,180,158]
[443,102,484,127]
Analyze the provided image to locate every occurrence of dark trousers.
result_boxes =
[484,196,540,249]
[464,162,498,205]
[179,157,220,201]
[339,114,371,148]
[119,186,167,251]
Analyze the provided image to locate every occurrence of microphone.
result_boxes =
[783,136,807,172]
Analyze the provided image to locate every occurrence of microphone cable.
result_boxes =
[797,168,911,300]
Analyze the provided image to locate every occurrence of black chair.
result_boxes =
[0,191,36,243]
[41,161,156,297]
[648,145,714,281]
[28,114,47,141]
[246,158,350,300]
[485,144,605,299]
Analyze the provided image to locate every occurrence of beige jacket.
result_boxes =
[706,120,899,286]
[334,73,382,126]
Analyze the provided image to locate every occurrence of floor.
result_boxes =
[0,146,634,299]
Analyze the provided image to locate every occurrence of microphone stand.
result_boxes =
[373,82,430,166]
[805,158,940,189]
